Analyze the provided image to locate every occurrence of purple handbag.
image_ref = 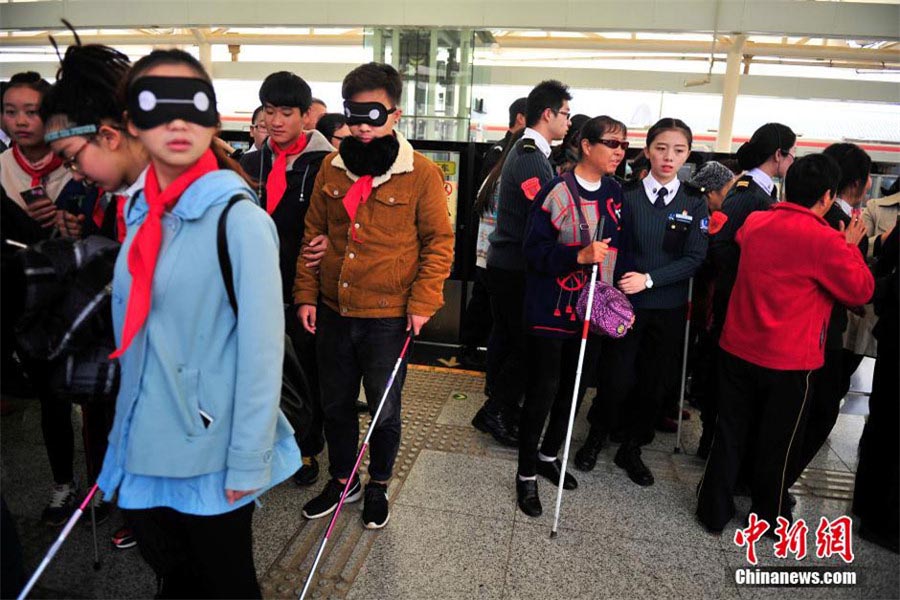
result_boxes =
[575,281,634,338]
[561,172,634,338]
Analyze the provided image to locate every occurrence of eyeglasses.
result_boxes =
[331,135,346,143]
[251,124,267,132]
[62,139,91,174]
[780,149,795,161]
[596,139,630,150]
[556,109,571,120]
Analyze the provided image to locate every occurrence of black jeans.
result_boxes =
[518,334,599,477]
[285,306,324,457]
[696,350,813,531]
[124,503,260,599]
[484,266,526,415]
[460,267,493,350]
[316,303,408,482]
[29,359,113,485]
[589,306,685,444]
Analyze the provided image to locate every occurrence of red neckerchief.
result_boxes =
[343,175,373,243]
[12,144,63,187]
[110,149,218,358]
[265,135,308,214]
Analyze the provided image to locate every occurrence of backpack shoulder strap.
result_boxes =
[217,194,251,315]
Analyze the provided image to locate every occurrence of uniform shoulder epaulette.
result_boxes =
[517,137,538,153]
[734,174,753,189]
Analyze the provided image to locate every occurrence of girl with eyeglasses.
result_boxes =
[96,49,299,598]
[576,118,708,487]
[515,116,629,516]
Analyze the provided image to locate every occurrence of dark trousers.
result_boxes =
[461,267,493,350]
[285,306,324,457]
[786,349,845,488]
[696,350,813,531]
[518,334,599,477]
[123,503,260,599]
[484,266,526,415]
[31,359,113,485]
[589,306,685,444]
[316,303,407,482]
[852,344,899,539]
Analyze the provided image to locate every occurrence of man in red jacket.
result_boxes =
[696,153,873,533]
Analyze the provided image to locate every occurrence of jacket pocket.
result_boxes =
[370,193,412,233]
[663,220,690,254]
[176,366,203,436]
[323,181,348,200]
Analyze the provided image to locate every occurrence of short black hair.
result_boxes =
[508,97,527,128]
[259,71,312,112]
[342,62,403,105]
[251,105,264,124]
[2,71,51,104]
[316,112,347,142]
[525,80,571,127]
[311,97,326,108]
[784,153,841,209]
[823,143,871,196]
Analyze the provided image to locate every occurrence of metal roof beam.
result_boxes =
[1,0,898,41]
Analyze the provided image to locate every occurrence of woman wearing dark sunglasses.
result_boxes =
[515,116,630,516]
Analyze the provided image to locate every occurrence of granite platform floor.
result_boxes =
[1,364,897,600]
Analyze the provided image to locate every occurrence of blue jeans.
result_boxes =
[315,303,408,481]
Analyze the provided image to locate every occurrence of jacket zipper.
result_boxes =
[299,164,310,201]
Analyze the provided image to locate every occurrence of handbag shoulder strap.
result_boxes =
[561,171,592,247]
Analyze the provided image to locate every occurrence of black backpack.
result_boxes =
[217,195,315,445]
[14,235,121,400]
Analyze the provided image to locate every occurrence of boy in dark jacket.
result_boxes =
[239,71,335,486]
[697,154,873,533]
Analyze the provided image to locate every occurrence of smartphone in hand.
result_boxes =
[21,185,48,205]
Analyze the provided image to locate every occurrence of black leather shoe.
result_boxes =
[536,458,578,490]
[472,407,518,447]
[574,429,606,472]
[516,478,542,517]
[614,443,654,487]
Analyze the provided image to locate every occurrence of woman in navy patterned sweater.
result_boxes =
[515,116,629,517]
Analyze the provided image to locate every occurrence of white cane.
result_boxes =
[674,277,694,454]
[551,216,605,538]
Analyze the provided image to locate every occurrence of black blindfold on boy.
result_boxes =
[339,100,399,178]
[127,76,218,130]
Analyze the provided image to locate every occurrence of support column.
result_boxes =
[456,30,473,141]
[715,34,747,153]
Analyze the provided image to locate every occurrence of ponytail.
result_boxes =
[736,123,796,171]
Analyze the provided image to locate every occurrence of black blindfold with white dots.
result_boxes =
[343,100,396,127]
[128,76,218,130]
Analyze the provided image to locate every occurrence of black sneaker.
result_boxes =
[362,482,390,529]
[292,456,320,487]
[82,489,112,527]
[302,477,361,520]
[41,482,78,526]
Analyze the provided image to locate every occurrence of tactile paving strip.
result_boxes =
[260,366,859,598]
[260,366,486,600]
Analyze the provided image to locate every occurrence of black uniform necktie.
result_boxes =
[654,187,669,209]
